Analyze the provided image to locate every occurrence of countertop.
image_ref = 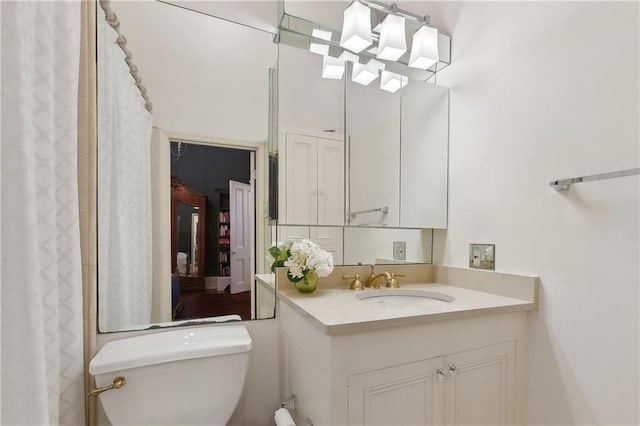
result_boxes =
[277,282,536,335]
[255,273,275,290]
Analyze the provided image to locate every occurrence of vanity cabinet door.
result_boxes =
[285,133,318,224]
[443,341,515,426]
[281,131,345,226]
[348,358,444,426]
[316,137,344,226]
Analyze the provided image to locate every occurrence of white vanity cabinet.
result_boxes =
[348,341,515,425]
[279,131,344,226]
[279,302,526,426]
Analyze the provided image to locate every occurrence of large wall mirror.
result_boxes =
[97,0,449,333]
[97,1,278,332]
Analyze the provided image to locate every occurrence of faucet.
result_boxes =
[366,265,405,288]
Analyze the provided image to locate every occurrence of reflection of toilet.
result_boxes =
[89,326,252,425]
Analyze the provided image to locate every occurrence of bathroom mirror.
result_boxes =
[276,5,449,265]
[96,0,449,332]
[97,1,278,332]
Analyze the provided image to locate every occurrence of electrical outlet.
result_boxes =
[393,241,406,260]
[469,244,495,270]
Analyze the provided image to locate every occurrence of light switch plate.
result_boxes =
[469,244,495,270]
[393,241,406,260]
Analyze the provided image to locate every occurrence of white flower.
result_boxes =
[281,239,334,280]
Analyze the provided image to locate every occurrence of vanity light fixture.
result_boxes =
[309,28,332,56]
[340,1,372,53]
[322,55,345,79]
[408,25,439,69]
[380,70,408,93]
[306,1,448,86]
[352,59,385,86]
[376,13,407,61]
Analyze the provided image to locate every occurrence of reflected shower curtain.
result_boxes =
[1,2,84,424]
[97,9,153,331]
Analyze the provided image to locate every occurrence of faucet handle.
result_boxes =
[342,274,364,291]
[386,272,405,288]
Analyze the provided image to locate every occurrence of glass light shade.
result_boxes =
[322,56,345,79]
[352,63,378,86]
[339,50,360,63]
[340,1,372,53]
[352,59,385,86]
[377,14,407,61]
[310,43,329,56]
[408,25,439,69]
[310,28,332,56]
[312,28,332,41]
[380,70,408,93]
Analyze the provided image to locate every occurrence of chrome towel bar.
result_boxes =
[348,206,389,219]
[550,168,639,191]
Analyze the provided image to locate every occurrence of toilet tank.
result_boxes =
[90,325,252,426]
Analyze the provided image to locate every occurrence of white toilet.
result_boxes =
[89,325,252,425]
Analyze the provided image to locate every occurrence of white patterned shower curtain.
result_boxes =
[97,8,154,331]
[1,2,84,425]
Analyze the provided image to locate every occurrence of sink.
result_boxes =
[356,289,454,307]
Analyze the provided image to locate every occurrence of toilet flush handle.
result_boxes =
[88,376,126,397]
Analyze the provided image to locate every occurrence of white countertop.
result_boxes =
[255,273,275,290]
[277,282,536,335]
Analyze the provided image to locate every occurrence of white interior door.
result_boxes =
[230,180,252,294]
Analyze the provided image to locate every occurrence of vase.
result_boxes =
[294,271,318,294]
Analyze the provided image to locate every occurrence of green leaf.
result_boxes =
[287,270,303,283]
[268,246,279,258]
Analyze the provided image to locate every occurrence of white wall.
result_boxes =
[424,2,639,424]
[112,1,276,142]
[343,227,433,265]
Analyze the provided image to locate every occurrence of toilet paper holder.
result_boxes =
[279,394,314,426]
[280,394,298,410]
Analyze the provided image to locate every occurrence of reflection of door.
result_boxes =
[230,181,251,294]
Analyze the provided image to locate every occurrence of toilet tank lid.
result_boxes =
[89,325,252,375]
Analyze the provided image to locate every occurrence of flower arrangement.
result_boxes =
[268,239,334,287]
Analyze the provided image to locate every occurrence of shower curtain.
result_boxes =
[1,2,84,425]
[97,8,154,331]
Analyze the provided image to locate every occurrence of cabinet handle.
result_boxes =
[449,365,458,377]
[437,368,447,382]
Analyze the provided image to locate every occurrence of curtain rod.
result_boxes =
[99,0,153,112]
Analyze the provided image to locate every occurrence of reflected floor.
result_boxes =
[176,289,251,321]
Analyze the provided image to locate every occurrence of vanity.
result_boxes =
[277,265,538,425]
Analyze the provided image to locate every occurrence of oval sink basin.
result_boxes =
[356,289,454,307]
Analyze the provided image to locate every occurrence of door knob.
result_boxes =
[437,368,447,382]
[231,250,238,254]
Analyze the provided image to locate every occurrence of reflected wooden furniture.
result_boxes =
[171,176,206,290]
